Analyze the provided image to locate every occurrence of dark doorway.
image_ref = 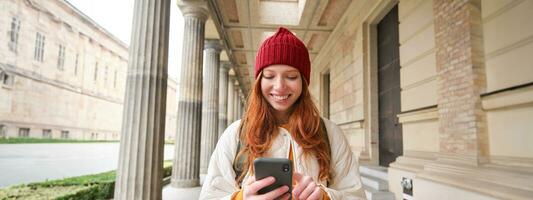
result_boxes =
[377,5,402,167]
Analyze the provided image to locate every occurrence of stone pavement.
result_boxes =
[162,185,202,200]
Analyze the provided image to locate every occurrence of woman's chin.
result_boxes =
[271,105,290,113]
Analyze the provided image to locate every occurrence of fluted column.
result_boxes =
[236,91,242,118]
[114,0,170,199]
[233,84,239,121]
[227,75,235,126]
[237,99,242,119]
[172,1,208,188]
[240,94,245,117]
[238,101,242,117]
[239,90,245,116]
[200,39,221,182]
[218,62,230,138]
[239,91,243,117]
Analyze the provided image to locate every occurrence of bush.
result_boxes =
[0,161,173,199]
[54,181,115,200]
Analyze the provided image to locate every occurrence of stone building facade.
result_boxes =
[308,0,533,199]
[0,0,177,141]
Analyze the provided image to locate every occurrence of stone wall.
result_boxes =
[310,0,379,161]
[481,0,533,160]
[310,0,533,198]
[397,0,440,155]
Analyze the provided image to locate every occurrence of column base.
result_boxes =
[171,178,199,188]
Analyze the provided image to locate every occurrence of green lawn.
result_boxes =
[0,161,173,199]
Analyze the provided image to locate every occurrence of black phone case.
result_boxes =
[253,158,292,199]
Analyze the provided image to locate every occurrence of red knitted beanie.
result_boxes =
[255,27,311,84]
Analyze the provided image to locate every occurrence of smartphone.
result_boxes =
[253,157,292,198]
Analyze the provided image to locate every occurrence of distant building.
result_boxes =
[0,0,177,141]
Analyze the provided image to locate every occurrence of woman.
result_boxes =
[200,27,366,200]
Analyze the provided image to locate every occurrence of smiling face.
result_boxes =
[260,64,303,120]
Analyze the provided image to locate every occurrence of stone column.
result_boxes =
[233,84,240,120]
[238,91,243,118]
[114,0,170,199]
[237,98,241,119]
[172,0,208,187]
[200,39,221,182]
[218,62,230,138]
[433,0,488,165]
[241,96,245,116]
[240,90,246,116]
[227,75,235,126]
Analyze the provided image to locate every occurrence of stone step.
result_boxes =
[359,165,389,181]
[361,174,389,191]
[364,186,395,200]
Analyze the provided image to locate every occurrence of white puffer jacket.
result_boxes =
[199,118,367,200]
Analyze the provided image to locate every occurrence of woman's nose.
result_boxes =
[273,77,286,90]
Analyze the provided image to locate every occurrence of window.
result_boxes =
[321,71,330,119]
[61,130,69,139]
[91,132,98,140]
[18,128,30,138]
[1,70,14,87]
[94,62,98,82]
[74,54,79,75]
[104,65,108,83]
[42,129,51,138]
[57,45,65,70]
[113,70,117,88]
[0,124,6,138]
[34,33,45,62]
[8,17,21,53]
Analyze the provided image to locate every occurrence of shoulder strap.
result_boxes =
[319,118,331,186]
[233,138,246,183]
[319,118,330,152]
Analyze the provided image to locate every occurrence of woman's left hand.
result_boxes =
[292,172,323,200]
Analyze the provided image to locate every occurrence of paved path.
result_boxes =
[0,143,174,188]
[162,185,202,200]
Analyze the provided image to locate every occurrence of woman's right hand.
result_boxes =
[243,176,291,200]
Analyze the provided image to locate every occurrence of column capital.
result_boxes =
[204,39,222,52]
[220,61,232,70]
[178,0,209,21]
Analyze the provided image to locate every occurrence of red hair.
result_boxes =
[235,72,331,184]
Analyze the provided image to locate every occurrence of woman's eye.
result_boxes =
[287,76,298,80]
[262,75,274,79]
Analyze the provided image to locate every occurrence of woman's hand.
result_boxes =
[243,176,291,200]
[292,173,323,200]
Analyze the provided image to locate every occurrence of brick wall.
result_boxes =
[433,0,489,164]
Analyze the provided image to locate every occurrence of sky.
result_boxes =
[66,0,184,80]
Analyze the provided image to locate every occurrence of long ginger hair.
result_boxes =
[235,71,331,184]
